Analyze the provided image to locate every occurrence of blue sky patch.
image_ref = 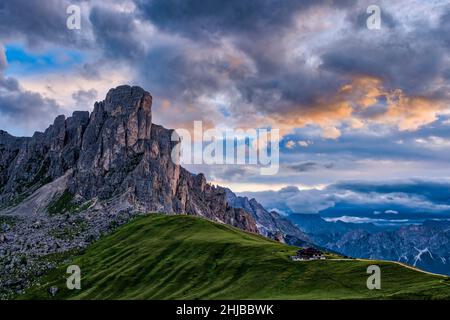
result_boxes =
[4,44,84,76]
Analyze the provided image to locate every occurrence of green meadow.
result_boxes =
[21,214,450,300]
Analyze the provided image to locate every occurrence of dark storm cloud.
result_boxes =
[235,67,344,112]
[77,0,450,132]
[334,180,450,205]
[287,161,334,172]
[72,88,97,107]
[281,115,450,166]
[321,4,450,101]
[0,46,6,71]
[241,186,336,214]
[77,62,101,80]
[349,6,397,30]
[1,0,448,122]
[129,1,446,139]
[139,45,223,99]
[127,0,355,115]
[0,75,62,123]
[89,5,145,59]
[0,76,19,91]
[439,8,450,48]
[87,4,228,105]
[242,180,450,216]
[320,35,446,98]
[0,0,88,48]
[86,1,332,107]
[136,0,352,40]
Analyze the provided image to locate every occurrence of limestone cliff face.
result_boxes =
[0,85,257,233]
[71,86,154,201]
[0,111,89,205]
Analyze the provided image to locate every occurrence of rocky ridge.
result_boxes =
[225,190,310,244]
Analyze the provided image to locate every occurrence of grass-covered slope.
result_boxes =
[21,214,450,299]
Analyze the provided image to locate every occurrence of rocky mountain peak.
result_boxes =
[104,85,152,117]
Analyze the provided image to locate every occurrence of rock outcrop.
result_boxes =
[0,85,259,232]
[0,111,89,207]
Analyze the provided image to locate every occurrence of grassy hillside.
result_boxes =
[21,214,450,299]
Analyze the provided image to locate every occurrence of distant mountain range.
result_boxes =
[289,214,450,275]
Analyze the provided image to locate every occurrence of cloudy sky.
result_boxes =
[1,0,450,222]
